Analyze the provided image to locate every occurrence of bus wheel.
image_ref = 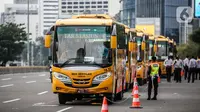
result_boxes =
[58,93,66,104]
[116,91,123,100]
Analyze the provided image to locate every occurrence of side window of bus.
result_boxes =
[116,24,126,49]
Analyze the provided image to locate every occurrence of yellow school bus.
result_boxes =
[44,14,129,104]
[154,35,169,76]
[128,28,148,85]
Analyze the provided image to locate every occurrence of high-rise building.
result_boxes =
[136,0,190,43]
[119,0,135,28]
[58,0,109,19]
[38,0,59,36]
[2,3,39,41]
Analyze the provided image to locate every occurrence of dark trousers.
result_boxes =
[188,68,196,83]
[148,76,158,98]
[184,66,188,80]
[174,68,182,83]
[166,66,172,82]
[196,68,200,80]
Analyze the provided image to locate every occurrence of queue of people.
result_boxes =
[164,55,200,83]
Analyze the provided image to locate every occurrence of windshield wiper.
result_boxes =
[60,58,77,67]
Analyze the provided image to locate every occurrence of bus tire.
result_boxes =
[58,93,66,104]
[116,91,123,100]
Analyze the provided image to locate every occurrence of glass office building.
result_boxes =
[135,0,189,43]
[119,0,135,28]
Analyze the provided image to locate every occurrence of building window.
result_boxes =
[92,6,96,8]
[44,9,58,11]
[86,6,90,8]
[86,2,90,4]
[74,2,78,4]
[74,10,78,12]
[80,2,84,4]
[98,1,102,4]
[104,5,108,8]
[62,6,66,9]
[92,2,96,4]
[44,5,58,7]
[68,6,72,8]
[68,10,72,13]
[80,10,84,12]
[68,2,72,4]
[62,10,66,13]
[80,6,84,8]
[74,6,78,8]
[62,2,66,5]
[98,6,102,8]
[103,1,108,4]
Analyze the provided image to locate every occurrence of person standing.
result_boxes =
[164,56,173,82]
[196,56,200,80]
[147,56,161,100]
[173,57,183,83]
[188,56,197,83]
[183,56,189,80]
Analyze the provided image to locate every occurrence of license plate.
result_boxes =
[77,89,88,93]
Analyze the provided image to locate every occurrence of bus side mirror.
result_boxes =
[129,42,133,51]
[154,44,157,52]
[111,35,117,49]
[45,35,51,48]
[48,56,52,60]
[141,41,145,50]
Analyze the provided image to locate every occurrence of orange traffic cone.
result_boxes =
[101,97,108,112]
[132,78,137,96]
[130,80,143,109]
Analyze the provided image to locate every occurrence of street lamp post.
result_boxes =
[27,0,30,66]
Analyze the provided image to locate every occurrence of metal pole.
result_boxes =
[27,0,30,66]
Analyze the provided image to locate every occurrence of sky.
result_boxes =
[0,0,120,16]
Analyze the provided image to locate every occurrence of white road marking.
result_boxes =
[1,84,14,88]
[26,81,36,84]
[32,102,45,106]
[32,102,58,107]
[37,91,48,95]
[3,98,21,103]
[1,78,12,81]
[57,107,73,112]
[22,76,27,78]
[39,74,46,77]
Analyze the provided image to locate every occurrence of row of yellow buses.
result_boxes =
[44,14,177,104]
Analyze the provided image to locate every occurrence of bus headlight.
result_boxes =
[93,72,111,82]
[137,65,142,70]
[53,72,71,83]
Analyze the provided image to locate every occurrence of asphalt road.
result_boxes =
[0,72,200,112]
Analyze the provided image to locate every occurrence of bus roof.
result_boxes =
[55,14,114,26]
[155,35,168,41]
[129,28,143,36]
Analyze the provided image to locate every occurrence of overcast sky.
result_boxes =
[0,0,120,16]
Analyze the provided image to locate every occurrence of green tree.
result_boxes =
[190,28,200,44]
[0,23,27,66]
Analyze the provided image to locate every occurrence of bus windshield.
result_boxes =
[54,26,112,66]
[157,41,168,60]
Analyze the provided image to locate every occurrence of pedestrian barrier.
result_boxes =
[101,97,108,112]
[0,66,48,75]
[130,78,143,109]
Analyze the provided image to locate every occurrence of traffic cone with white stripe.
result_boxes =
[131,78,137,96]
[101,97,108,112]
[130,79,143,109]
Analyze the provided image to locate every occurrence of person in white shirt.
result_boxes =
[196,56,200,80]
[183,56,189,80]
[164,56,173,82]
[173,56,183,83]
[188,56,197,83]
